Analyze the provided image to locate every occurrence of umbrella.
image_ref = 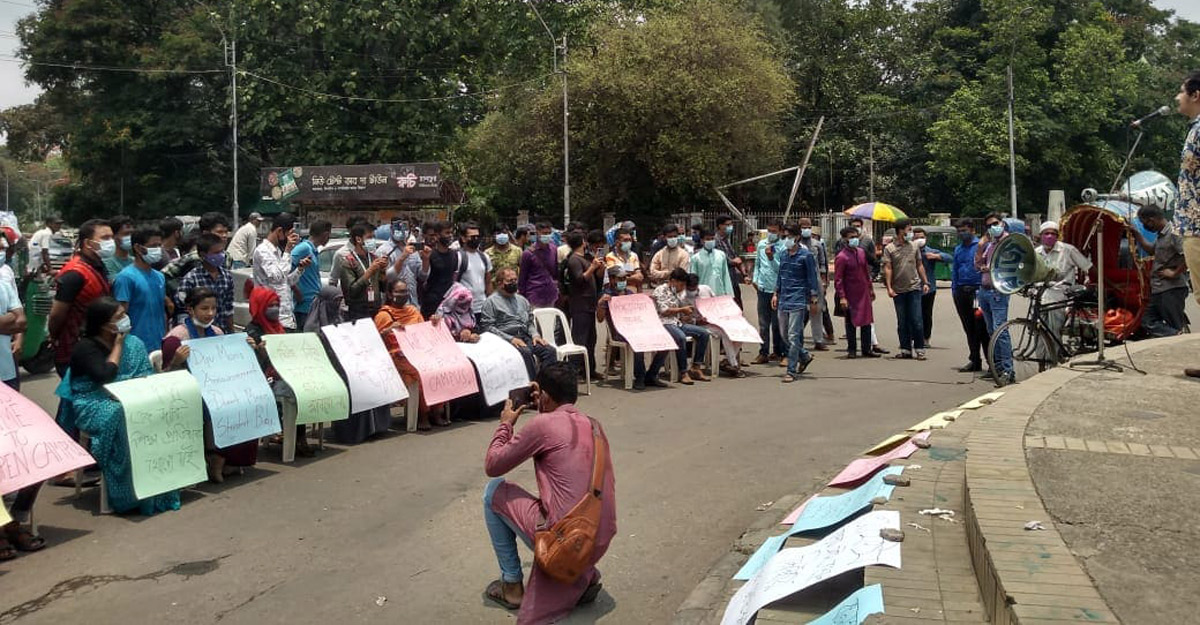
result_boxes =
[844,202,908,222]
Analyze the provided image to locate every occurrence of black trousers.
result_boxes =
[922,291,937,341]
[952,287,990,366]
[844,315,872,356]
[570,309,598,374]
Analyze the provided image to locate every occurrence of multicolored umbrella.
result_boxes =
[844,202,908,222]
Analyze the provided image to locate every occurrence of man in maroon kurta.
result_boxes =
[835,226,878,358]
[483,362,617,624]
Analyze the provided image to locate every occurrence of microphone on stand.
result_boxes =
[1129,105,1170,128]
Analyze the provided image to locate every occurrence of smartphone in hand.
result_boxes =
[508,386,533,409]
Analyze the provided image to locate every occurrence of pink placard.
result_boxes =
[780,494,817,525]
[0,383,95,495]
[695,295,763,344]
[608,294,677,353]
[826,431,931,488]
[393,321,480,405]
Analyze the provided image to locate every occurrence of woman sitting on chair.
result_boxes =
[55,296,179,516]
[436,282,481,343]
[374,277,446,429]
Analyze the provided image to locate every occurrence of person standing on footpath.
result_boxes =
[713,215,745,309]
[751,219,786,364]
[49,219,114,379]
[950,219,989,373]
[882,219,931,360]
[112,226,170,353]
[486,227,522,284]
[103,215,135,283]
[797,218,830,351]
[28,214,63,275]
[251,212,309,331]
[648,224,690,287]
[1171,71,1200,378]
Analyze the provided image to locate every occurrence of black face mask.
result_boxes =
[502,282,519,294]
[465,237,480,249]
[438,235,453,247]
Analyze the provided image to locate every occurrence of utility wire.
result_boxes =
[239,69,554,103]
[0,54,226,73]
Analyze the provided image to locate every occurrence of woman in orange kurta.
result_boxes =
[373,277,446,429]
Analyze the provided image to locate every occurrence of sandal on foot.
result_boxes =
[577,581,603,606]
[0,537,16,561]
[5,527,45,552]
[485,580,522,610]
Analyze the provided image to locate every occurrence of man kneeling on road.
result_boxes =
[482,362,617,623]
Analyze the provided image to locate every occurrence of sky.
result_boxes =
[2,0,1200,110]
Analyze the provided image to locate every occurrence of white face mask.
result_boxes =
[192,316,214,329]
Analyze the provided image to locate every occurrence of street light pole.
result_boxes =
[230,35,240,226]
[1006,7,1033,220]
[527,1,570,228]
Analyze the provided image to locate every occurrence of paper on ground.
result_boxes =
[958,391,1004,409]
[721,511,901,625]
[905,409,963,433]
[737,467,903,580]
[828,431,930,487]
[863,433,908,455]
[806,584,884,625]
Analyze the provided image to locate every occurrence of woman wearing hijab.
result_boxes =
[374,277,446,429]
[163,287,259,482]
[55,296,179,516]
[246,286,317,457]
[303,285,344,333]
[436,282,481,343]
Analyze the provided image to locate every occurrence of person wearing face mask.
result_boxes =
[691,227,734,298]
[975,213,1012,381]
[605,227,645,292]
[102,215,135,283]
[949,219,989,373]
[773,223,821,382]
[564,232,605,378]
[375,278,444,430]
[56,296,180,515]
[751,220,787,364]
[252,213,310,330]
[714,215,745,309]
[290,219,332,330]
[177,233,235,332]
[486,226,522,283]
[112,226,170,353]
[456,221,494,318]
[481,268,557,377]
[797,218,831,351]
[912,227,952,347]
[834,226,879,359]
[649,224,690,287]
[337,224,389,321]
[1035,221,1094,340]
[682,273,746,377]
[652,268,711,384]
[597,266,669,389]
[516,221,561,309]
[883,219,931,360]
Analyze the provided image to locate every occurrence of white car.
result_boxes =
[231,238,345,329]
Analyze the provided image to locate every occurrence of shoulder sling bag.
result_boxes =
[534,417,608,584]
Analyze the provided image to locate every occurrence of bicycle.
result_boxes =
[985,282,1098,388]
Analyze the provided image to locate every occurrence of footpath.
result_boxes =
[676,334,1200,625]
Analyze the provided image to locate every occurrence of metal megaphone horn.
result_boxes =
[989,233,1057,295]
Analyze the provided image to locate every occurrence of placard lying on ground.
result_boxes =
[456,332,530,406]
[322,319,408,413]
[607,294,677,352]
[827,431,930,487]
[721,511,901,625]
[185,333,280,448]
[393,322,480,405]
[735,467,903,580]
[807,584,884,625]
[695,295,763,344]
[0,383,95,495]
[263,333,350,425]
[106,371,206,500]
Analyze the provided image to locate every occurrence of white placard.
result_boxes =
[721,511,901,625]
[321,319,409,413]
[456,332,530,406]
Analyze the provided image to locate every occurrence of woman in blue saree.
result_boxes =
[56,296,180,515]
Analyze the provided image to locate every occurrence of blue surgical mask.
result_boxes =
[784,237,797,249]
[724,225,734,236]
[113,315,132,334]
[620,241,632,253]
[96,239,117,259]
[205,252,226,267]
[703,240,716,251]
[120,235,132,252]
[767,233,779,243]
[904,232,914,242]
[495,233,509,246]
[538,234,553,245]
[616,281,627,291]
[142,246,163,264]
[364,239,379,253]
[801,228,812,238]
[666,237,678,248]
[849,237,860,248]
[988,224,1004,238]
[392,230,405,242]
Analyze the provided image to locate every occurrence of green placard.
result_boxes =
[105,371,206,500]
[263,333,350,425]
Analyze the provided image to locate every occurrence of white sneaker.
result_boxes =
[916,351,927,361]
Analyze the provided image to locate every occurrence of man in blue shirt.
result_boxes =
[113,226,169,352]
[752,219,786,364]
[950,219,989,372]
[291,219,332,330]
[772,223,821,382]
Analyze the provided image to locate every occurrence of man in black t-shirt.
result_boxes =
[418,220,461,318]
[565,231,606,376]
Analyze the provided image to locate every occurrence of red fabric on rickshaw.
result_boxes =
[1060,205,1151,340]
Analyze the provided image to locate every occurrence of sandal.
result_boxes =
[577,580,603,606]
[0,536,16,561]
[484,579,522,610]
[782,374,796,383]
[4,526,46,552]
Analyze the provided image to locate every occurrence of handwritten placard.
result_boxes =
[456,332,529,406]
[608,294,677,352]
[185,333,280,448]
[105,371,206,499]
[393,322,479,404]
[696,295,763,344]
[808,584,884,625]
[321,319,408,413]
[0,383,95,495]
[827,431,930,488]
[721,511,901,625]
[263,333,350,425]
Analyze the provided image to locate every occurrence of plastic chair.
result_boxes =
[279,395,326,463]
[74,432,110,514]
[604,337,636,390]
[148,350,163,372]
[532,307,591,395]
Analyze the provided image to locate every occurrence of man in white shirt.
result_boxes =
[28,214,62,275]
[1035,220,1092,340]
[228,212,264,268]
[457,221,493,316]
[251,212,309,329]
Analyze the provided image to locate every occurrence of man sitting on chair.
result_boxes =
[597,266,669,390]
[480,268,557,377]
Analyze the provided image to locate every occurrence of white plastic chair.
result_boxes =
[532,307,591,395]
[279,395,326,463]
[74,432,110,514]
[148,350,163,372]
[604,338,636,390]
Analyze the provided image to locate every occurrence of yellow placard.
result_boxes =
[863,434,909,455]
[958,391,1005,410]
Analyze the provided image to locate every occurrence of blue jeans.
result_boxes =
[757,290,786,357]
[665,324,709,372]
[633,349,669,382]
[778,308,811,374]
[892,290,925,352]
[978,288,1011,373]
[484,478,531,584]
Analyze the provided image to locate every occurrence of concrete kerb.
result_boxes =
[963,334,1200,625]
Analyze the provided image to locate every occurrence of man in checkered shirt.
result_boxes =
[1175,70,1200,378]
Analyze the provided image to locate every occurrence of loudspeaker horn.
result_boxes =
[989,233,1056,295]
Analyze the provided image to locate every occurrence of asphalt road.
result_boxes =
[0,285,994,625]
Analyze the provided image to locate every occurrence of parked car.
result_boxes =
[231,239,345,329]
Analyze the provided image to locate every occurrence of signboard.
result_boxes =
[185,333,281,448]
[260,163,441,204]
[263,333,351,425]
[0,383,95,495]
[106,371,206,499]
[696,295,763,344]
[608,294,677,353]
[392,322,479,405]
[321,319,409,413]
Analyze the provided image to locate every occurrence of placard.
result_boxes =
[185,333,281,448]
[456,332,530,406]
[721,511,901,625]
[695,295,763,343]
[827,431,930,488]
[263,333,351,425]
[393,322,479,404]
[106,371,206,500]
[808,584,884,625]
[321,319,409,413]
[607,294,677,352]
[0,384,95,495]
